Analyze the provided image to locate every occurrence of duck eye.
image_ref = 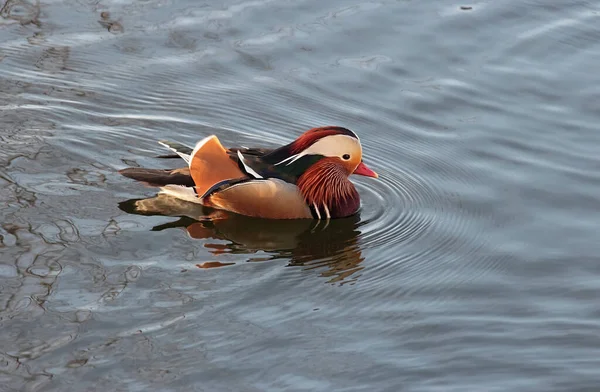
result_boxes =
[342,154,350,160]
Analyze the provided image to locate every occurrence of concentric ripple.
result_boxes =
[0,0,509,292]
[3,0,600,390]
[351,132,508,292]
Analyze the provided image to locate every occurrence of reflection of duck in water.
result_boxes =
[119,194,364,284]
[118,126,378,220]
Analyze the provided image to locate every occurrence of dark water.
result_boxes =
[1,0,600,390]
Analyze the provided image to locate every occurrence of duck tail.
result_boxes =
[118,167,194,187]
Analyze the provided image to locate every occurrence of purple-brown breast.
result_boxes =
[297,157,361,218]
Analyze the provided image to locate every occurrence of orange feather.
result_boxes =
[297,157,360,218]
[188,136,246,196]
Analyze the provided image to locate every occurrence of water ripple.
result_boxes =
[4,0,600,389]
[351,129,505,293]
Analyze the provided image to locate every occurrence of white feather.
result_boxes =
[275,153,305,166]
[158,141,191,163]
[274,135,360,166]
[313,202,321,220]
[159,185,203,204]
[237,150,263,178]
[323,203,331,220]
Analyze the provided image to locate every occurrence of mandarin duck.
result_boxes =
[120,192,361,257]
[119,126,378,220]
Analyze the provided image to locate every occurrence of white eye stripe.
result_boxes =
[278,135,361,165]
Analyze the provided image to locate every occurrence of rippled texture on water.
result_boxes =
[2,0,600,391]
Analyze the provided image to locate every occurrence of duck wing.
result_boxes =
[119,138,305,188]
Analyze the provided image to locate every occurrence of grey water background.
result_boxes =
[1,0,600,390]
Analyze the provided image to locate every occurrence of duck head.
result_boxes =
[264,126,378,219]
[266,126,377,177]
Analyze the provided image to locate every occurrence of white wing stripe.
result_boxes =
[313,202,321,220]
[237,151,263,179]
[158,141,191,163]
[323,203,331,219]
[274,154,299,166]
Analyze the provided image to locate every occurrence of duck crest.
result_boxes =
[297,157,360,219]
[289,126,358,154]
[119,125,377,220]
[262,126,357,165]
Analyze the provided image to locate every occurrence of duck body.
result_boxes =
[119,126,378,220]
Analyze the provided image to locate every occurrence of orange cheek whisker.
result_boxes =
[296,157,359,218]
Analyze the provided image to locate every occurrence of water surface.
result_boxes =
[2,0,600,391]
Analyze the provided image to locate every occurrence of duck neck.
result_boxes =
[297,158,360,219]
